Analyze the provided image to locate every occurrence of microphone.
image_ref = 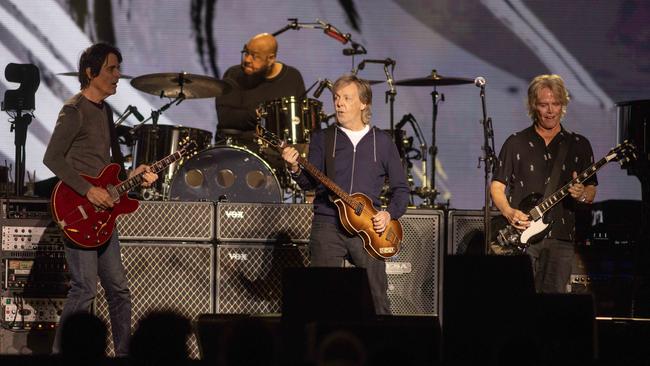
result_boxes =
[395,113,412,130]
[313,79,331,99]
[129,106,145,122]
[474,77,486,88]
[343,48,365,56]
[359,59,396,70]
[317,20,349,44]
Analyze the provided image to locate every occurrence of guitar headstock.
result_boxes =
[606,140,637,165]
[178,137,199,158]
[255,125,286,151]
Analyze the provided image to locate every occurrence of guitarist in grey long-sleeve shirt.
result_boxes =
[43,43,157,356]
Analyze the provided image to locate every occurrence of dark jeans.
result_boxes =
[309,221,391,315]
[526,238,575,293]
[53,232,131,356]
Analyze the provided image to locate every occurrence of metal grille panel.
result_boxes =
[216,203,312,243]
[96,243,213,359]
[117,201,214,241]
[447,210,500,255]
[386,210,442,316]
[216,244,309,314]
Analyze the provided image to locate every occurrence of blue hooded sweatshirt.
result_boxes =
[292,125,409,224]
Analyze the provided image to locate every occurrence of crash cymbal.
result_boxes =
[130,72,231,99]
[57,72,133,79]
[395,70,473,87]
[368,80,385,85]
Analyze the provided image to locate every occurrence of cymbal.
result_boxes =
[130,72,231,99]
[395,71,473,87]
[57,72,133,79]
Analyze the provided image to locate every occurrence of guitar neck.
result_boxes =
[296,155,358,208]
[115,149,185,195]
[532,156,607,217]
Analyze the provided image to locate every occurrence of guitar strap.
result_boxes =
[105,106,127,181]
[544,132,573,199]
[325,124,337,181]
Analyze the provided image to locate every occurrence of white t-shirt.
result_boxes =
[339,124,370,148]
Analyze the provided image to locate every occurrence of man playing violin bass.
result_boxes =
[215,33,305,144]
[43,43,158,355]
[282,74,409,314]
[490,74,597,293]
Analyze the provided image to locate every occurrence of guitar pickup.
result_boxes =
[354,203,363,215]
[77,205,88,219]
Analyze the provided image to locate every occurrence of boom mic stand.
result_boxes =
[476,79,497,253]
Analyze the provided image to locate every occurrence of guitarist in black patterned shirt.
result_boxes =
[490,74,597,293]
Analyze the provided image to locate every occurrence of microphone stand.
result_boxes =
[384,63,397,135]
[271,18,299,37]
[477,84,497,254]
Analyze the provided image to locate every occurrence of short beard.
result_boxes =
[240,64,269,88]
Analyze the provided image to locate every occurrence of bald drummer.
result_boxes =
[215,33,306,143]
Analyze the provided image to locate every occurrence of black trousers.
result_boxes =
[526,238,575,293]
[308,221,391,315]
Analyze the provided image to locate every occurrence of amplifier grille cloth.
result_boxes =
[117,201,214,241]
[216,244,310,314]
[216,203,312,243]
[96,243,213,359]
[447,210,499,255]
[386,210,442,316]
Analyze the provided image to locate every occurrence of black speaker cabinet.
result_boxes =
[388,209,443,316]
[95,243,214,359]
[447,209,500,255]
[215,244,310,314]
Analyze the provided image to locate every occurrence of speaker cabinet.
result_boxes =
[388,209,443,316]
[447,209,500,255]
[216,203,313,243]
[95,243,214,359]
[215,244,309,314]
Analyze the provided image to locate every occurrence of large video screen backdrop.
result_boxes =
[1,0,647,208]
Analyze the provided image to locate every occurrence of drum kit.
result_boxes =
[61,67,476,205]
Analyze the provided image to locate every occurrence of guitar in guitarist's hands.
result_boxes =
[281,146,301,174]
[568,171,594,203]
[86,186,113,210]
[504,206,530,230]
[372,211,391,233]
[131,164,158,187]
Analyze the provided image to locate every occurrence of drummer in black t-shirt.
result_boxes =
[215,33,306,146]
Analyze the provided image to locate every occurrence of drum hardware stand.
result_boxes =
[354,58,397,132]
[384,61,397,134]
[402,113,439,208]
[128,78,186,200]
[475,77,496,253]
[272,18,366,73]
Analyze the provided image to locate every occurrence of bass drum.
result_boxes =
[168,145,283,203]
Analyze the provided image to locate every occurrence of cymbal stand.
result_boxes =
[422,86,443,206]
[404,114,435,207]
[476,82,496,253]
[128,83,185,199]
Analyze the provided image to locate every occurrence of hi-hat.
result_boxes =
[57,72,133,79]
[395,70,473,87]
[130,72,231,99]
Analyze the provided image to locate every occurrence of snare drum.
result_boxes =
[259,97,322,144]
[168,145,283,203]
[132,125,212,199]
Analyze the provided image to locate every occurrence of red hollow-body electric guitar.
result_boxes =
[256,125,403,260]
[51,141,196,248]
